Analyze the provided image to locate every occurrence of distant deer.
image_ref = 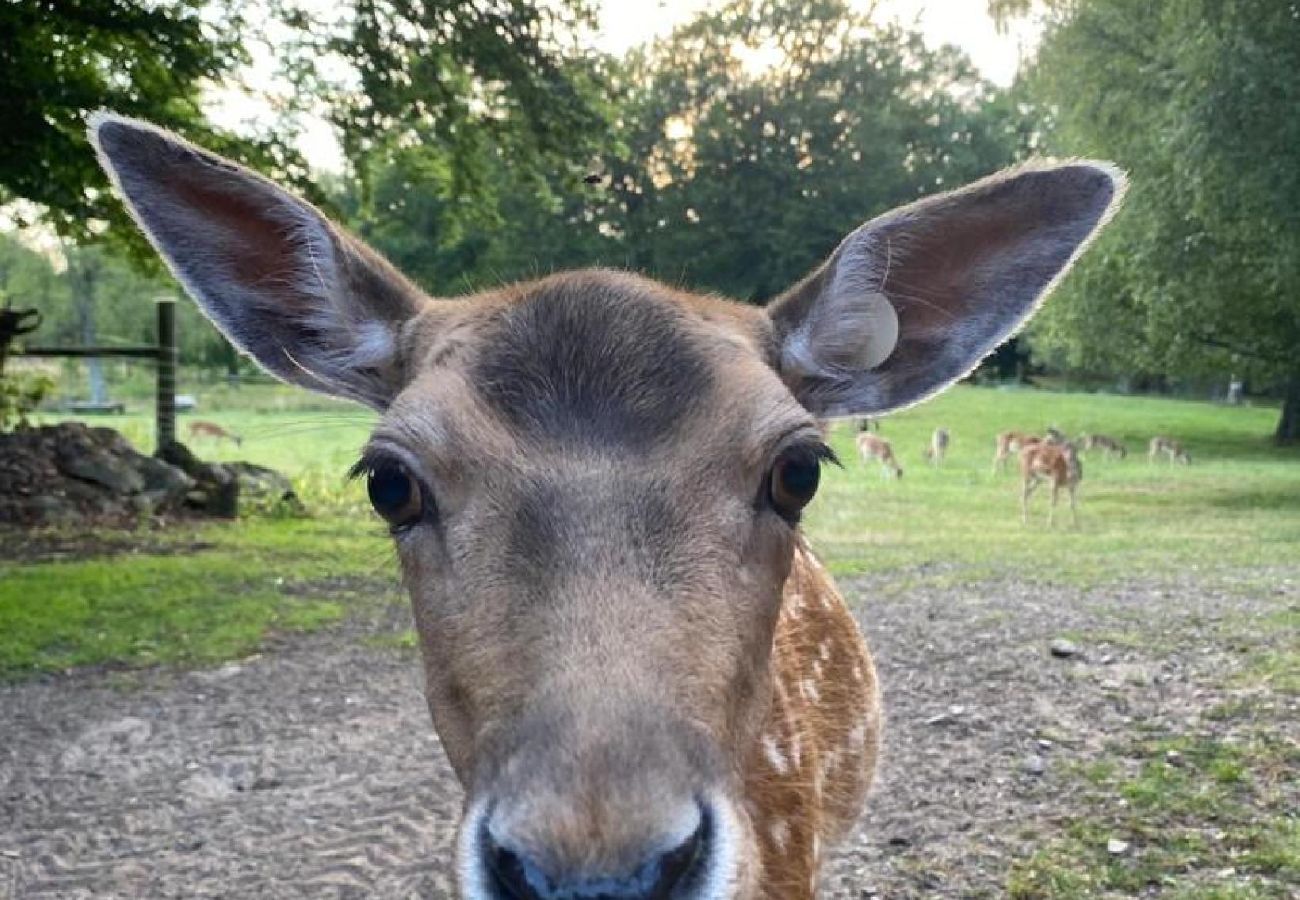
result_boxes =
[923,427,950,465]
[92,112,1121,900]
[1149,436,1191,464]
[992,430,1040,473]
[1021,441,1083,527]
[187,420,243,447]
[1044,426,1067,444]
[857,433,904,479]
[1081,433,1126,460]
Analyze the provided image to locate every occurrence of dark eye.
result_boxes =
[769,448,823,520]
[366,461,425,528]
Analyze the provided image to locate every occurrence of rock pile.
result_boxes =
[0,422,303,527]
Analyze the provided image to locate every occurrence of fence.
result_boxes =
[7,297,178,452]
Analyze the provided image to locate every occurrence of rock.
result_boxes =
[1106,838,1129,855]
[159,440,239,518]
[136,454,194,499]
[57,448,145,495]
[1023,754,1046,775]
[224,461,306,516]
[1049,638,1080,658]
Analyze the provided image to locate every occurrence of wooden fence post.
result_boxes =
[155,297,177,454]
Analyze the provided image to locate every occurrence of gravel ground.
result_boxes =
[2,571,1295,899]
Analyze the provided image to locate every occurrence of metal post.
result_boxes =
[155,297,177,454]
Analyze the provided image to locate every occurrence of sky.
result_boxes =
[594,0,1043,85]
[212,0,1043,174]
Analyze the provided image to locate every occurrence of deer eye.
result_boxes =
[768,446,825,521]
[366,460,425,529]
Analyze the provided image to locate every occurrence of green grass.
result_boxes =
[808,386,1300,583]
[6,383,1298,679]
[1007,734,1300,898]
[0,516,398,677]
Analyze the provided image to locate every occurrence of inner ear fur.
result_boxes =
[89,111,431,409]
[767,160,1126,418]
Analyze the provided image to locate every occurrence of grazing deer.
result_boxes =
[187,420,243,446]
[992,430,1040,474]
[922,427,949,465]
[856,433,904,479]
[1020,441,1083,527]
[1080,433,1126,460]
[1149,436,1191,464]
[91,112,1121,900]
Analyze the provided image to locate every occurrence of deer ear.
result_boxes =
[88,111,429,409]
[767,161,1126,417]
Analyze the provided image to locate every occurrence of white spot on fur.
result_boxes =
[819,641,832,662]
[812,660,823,681]
[848,722,867,749]
[852,664,864,682]
[769,819,789,853]
[762,734,789,775]
[801,679,821,704]
[789,732,802,769]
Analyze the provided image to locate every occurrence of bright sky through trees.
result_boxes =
[209,0,1042,173]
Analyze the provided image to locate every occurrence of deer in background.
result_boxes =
[1149,436,1191,464]
[922,427,950,465]
[1081,433,1126,460]
[187,420,243,447]
[1021,440,1083,527]
[856,433,904,479]
[992,430,1041,474]
[92,112,1121,900]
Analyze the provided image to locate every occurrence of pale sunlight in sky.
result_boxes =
[219,1,1045,174]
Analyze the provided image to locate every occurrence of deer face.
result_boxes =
[91,112,1122,900]
[378,277,815,898]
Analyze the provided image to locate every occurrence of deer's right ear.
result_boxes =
[89,112,431,409]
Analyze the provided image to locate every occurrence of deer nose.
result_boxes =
[481,807,711,900]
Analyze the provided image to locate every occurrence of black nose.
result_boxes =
[483,809,710,900]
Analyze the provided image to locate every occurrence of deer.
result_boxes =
[992,430,1041,474]
[1149,435,1191,464]
[90,111,1122,900]
[1020,440,1083,527]
[187,419,243,446]
[1080,432,1126,460]
[922,427,949,466]
[855,433,904,479]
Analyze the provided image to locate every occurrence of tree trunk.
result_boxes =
[1276,374,1300,445]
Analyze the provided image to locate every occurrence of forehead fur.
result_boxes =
[469,270,757,451]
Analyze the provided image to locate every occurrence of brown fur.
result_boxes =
[922,427,949,465]
[854,433,903,478]
[992,430,1041,473]
[89,114,1125,900]
[1081,433,1127,459]
[1148,435,1190,464]
[186,420,242,446]
[1020,441,1082,526]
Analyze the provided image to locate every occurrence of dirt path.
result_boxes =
[2,573,1295,899]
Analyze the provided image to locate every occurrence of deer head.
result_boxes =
[91,112,1122,900]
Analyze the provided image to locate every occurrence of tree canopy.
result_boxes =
[1005,0,1300,440]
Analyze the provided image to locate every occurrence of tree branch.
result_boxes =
[1191,331,1293,367]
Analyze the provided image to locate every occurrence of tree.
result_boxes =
[1002,0,1300,442]
[592,0,1026,300]
[281,0,608,200]
[0,0,311,264]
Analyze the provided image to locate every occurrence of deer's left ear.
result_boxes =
[767,161,1125,417]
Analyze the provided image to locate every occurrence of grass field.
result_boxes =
[4,382,1297,678]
